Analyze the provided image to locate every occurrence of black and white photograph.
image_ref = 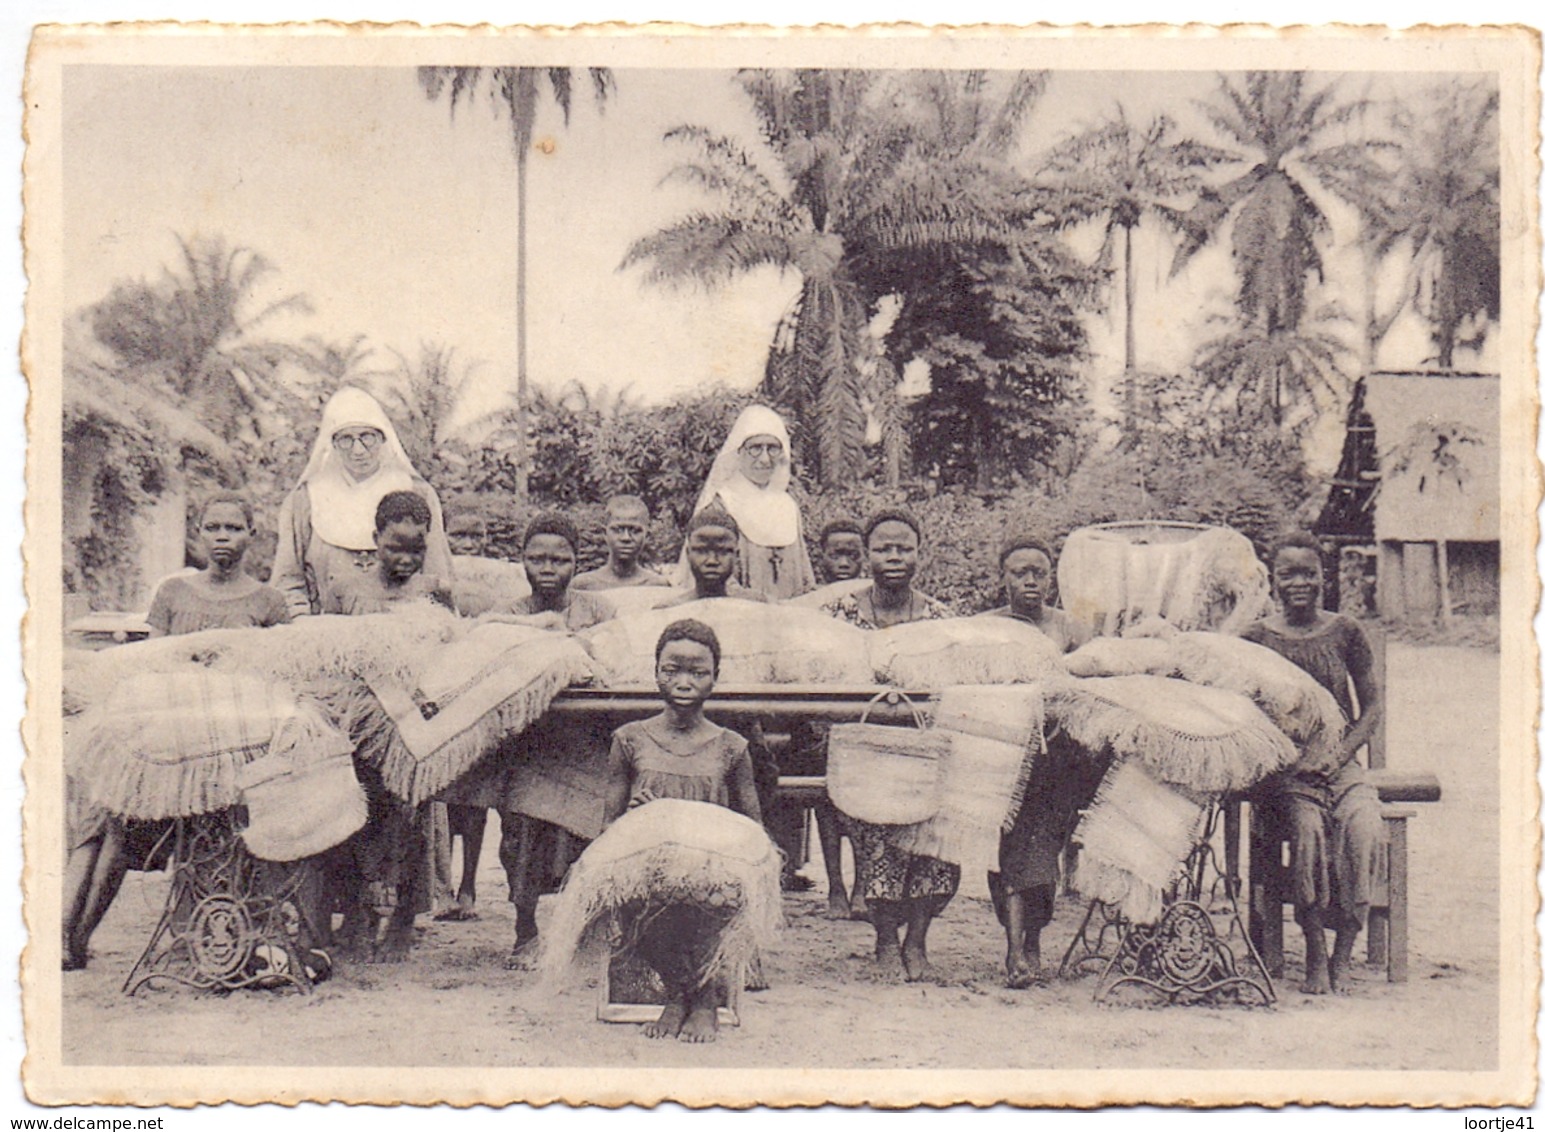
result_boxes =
[18,21,1540,1109]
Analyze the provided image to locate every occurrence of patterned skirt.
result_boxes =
[849,821,960,903]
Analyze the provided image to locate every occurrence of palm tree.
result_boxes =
[88,234,313,447]
[1192,304,1356,429]
[1174,74,1390,330]
[418,66,617,497]
[1036,108,1233,428]
[1166,73,1389,432]
[1363,82,1500,370]
[623,69,1047,487]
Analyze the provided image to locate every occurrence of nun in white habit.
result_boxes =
[271,386,454,618]
[679,405,817,602]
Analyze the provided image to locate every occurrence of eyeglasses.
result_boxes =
[333,430,385,453]
[740,441,784,461]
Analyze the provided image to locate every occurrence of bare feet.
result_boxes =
[504,934,539,971]
[643,1003,685,1040]
[1300,915,1331,995]
[1328,955,1354,995]
[1300,957,1332,995]
[370,923,413,964]
[825,892,852,921]
[678,1003,719,1043]
[875,937,904,978]
[744,953,769,992]
[1006,951,1045,990]
[901,938,934,983]
[433,897,479,922]
[849,897,871,922]
[1329,929,1359,995]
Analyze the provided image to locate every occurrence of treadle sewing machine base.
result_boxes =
[1059,802,1276,1007]
[123,811,317,996]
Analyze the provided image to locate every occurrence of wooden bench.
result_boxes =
[1241,772,1439,984]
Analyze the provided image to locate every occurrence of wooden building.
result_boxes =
[1316,371,1499,620]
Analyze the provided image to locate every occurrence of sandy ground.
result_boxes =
[61,642,1499,1070]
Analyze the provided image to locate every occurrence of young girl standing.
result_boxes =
[821,509,958,981]
[986,532,1099,989]
[65,494,290,970]
[602,620,763,1042]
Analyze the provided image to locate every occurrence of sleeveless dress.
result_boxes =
[821,586,962,904]
[1242,614,1386,931]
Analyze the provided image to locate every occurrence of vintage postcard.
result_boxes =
[19,20,1541,1109]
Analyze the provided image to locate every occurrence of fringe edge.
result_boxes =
[1046,684,1297,794]
[349,655,587,807]
[536,848,784,994]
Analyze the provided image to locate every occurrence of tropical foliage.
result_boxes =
[418,66,617,497]
[1365,82,1501,369]
[1036,108,1233,425]
[64,70,1502,616]
[623,68,1079,489]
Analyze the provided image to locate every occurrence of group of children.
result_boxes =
[66,479,1386,1033]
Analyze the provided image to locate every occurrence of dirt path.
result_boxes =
[61,643,1499,1071]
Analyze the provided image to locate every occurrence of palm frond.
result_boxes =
[620,213,797,288]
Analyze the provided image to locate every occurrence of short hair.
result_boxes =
[375,490,431,533]
[819,517,864,546]
[1268,530,1323,565]
[523,511,580,554]
[686,505,740,540]
[999,532,1055,568]
[655,618,722,674]
[605,494,650,521]
[197,493,254,530]
[864,508,922,546]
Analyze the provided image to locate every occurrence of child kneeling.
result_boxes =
[539,620,779,1043]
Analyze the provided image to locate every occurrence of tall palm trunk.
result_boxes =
[1121,221,1138,431]
[514,143,531,498]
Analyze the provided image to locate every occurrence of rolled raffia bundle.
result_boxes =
[784,577,869,610]
[1044,675,1298,795]
[892,685,1044,870]
[603,586,683,616]
[1070,759,1210,924]
[1168,631,1347,763]
[868,616,1067,688]
[76,670,313,820]
[449,553,531,617]
[60,604,463,718]
[578,599,873,687]
[1057,522,1271,637]
[238,701,365,861]
[350,622,593,805]
[1062,635,1179,679]
[539,799,783,990]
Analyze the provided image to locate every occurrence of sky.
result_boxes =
[61,64,1494,464]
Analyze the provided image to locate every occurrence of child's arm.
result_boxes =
[727,740,764,825]
[1339,618,1384,767]
[602,730,633,828]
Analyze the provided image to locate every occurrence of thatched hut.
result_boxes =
[1316,371,1499,620]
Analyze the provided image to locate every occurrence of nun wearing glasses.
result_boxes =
[271,386,453,619]
[676,404,817,603]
